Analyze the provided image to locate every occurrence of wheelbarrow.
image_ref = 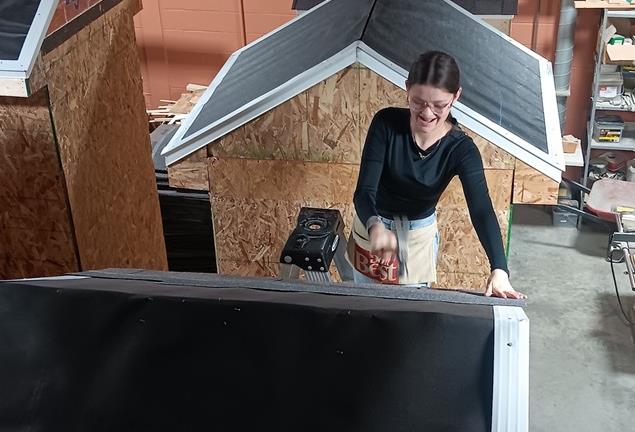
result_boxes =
[558,178,635,291]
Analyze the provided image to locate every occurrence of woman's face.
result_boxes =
[406,83,460,134]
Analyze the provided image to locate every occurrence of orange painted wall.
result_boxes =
[133,0,296,107]
[511,0,601,143]
[48,1,104,35]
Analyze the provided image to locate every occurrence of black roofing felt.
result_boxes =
[293,0,518,15]
[183,0,548,154]
[183,0,375,140]
[0,0,41,60]
[363,0,547,152]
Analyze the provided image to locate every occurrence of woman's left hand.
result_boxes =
[485,269,527,299]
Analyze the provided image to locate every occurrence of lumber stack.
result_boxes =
[147,83,208,125]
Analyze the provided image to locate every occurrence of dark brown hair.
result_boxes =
[407,51,461,94]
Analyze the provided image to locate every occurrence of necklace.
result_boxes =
[413,133,440,160]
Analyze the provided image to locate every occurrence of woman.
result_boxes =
[350,51,525,299]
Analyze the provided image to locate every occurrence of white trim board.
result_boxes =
[492,306,529,432]
[0,76,30,97]
[0,0,57,97]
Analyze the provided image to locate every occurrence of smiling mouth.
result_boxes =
[418,114,436,124]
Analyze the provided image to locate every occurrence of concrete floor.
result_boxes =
[508,205,635,431]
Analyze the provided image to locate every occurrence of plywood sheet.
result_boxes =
[211,67,360,164]
[433,272,489,291]
[208,158,359,203]
[45,0,167,271]
[305,67,360,163]
[212,94,308,161]
[436,206,511,276]
[359,66,406,150]
[438,170,514,210]
[513,159,559,205]
[168,160,209,191]
[0,90,79,279]
[212,196,353,264]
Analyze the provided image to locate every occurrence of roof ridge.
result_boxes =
[360,0,379,41]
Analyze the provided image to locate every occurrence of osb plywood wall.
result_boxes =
[169,65,560,288]
[0,89,79,279]
[37,0,168,271]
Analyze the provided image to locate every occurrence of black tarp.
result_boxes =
[0,0,40,60]
[0,270,522,431]
[155,173,217,273]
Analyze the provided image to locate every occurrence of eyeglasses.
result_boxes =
[408,97,453,115]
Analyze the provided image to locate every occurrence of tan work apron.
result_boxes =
[346,213,438,285]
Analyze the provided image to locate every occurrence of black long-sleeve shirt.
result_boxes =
[353,107,508,274]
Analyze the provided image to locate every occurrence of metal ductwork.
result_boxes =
[553,0,577,130]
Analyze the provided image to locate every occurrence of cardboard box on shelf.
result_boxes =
[562,135,581,154]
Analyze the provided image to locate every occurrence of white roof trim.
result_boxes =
[540,59,565,171]
[492,306,529,432]
[0,0,57,97]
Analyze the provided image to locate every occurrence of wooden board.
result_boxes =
[167,147,209,190]
[433,272,489,291]
[305,67,360,163]
[436,206,511,276]
[43,0,168,271]
[208,158,359,202]
[482,18,511,36]
[575,1,635,9]
[211,196,353,263]
[211,67,360,164]
[168,161,209,191]
[0,89,79,279]
[359,66,406,151]
[211,94,308,161]
[438,170,514,210]
[513,159,559,205]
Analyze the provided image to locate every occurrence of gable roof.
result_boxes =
[162,0,563,181]
[0,0,57,97]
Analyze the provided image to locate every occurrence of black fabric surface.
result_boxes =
[0,273,501,431]
[78,268,524,307]
[363,0,547,152]
[0,0,40,60]
[353,108,508,273]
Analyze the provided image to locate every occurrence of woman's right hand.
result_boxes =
[369,223,398,265]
